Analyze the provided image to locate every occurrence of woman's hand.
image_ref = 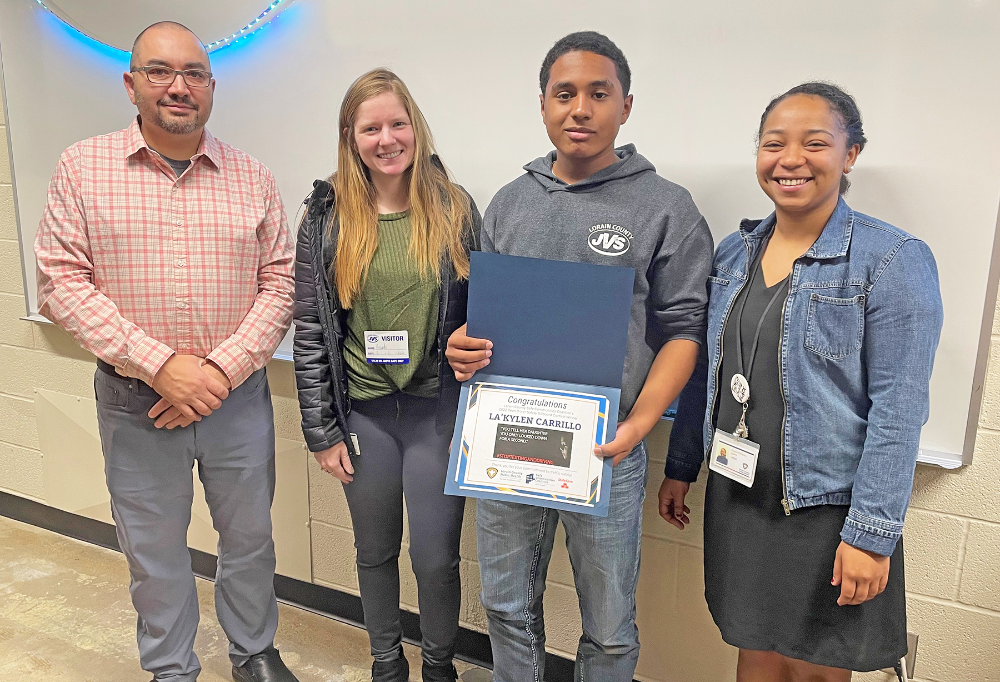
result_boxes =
[445,324,492,381]
[658,478,691,529]
[315,441,355,484]
[832,541,890,605]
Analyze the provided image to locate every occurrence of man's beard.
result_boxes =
[155,109,202,135]
[137,91,208,136]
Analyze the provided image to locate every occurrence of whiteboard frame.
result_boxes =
[955,198,1000,467]
[1,39,29,317]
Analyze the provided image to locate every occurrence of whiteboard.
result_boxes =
[3,0,999,467]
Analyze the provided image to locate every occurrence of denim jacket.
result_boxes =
[666,198,943,555]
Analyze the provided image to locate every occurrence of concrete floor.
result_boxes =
[0,516,490,682]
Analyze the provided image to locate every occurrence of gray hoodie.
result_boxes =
[482,144,714,419]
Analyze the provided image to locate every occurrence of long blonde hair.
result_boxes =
[331,68,472,309]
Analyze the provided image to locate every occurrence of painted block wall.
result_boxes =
[0,89,998,681]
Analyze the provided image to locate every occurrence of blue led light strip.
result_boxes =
[31,0,288,53]
[204,0,287,52]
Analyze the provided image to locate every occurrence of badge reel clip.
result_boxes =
[709,252,787,488]
[709,373,760,488]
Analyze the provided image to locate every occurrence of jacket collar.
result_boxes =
[124,116,222,169]
[740,196,854,260]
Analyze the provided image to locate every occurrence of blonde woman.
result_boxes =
[294,69,480,682]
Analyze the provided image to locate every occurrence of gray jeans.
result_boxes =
[343,392,465,666]
[95,367,278,682]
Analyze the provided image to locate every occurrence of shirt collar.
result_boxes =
[740,196,854,260]
[124,116,221,169]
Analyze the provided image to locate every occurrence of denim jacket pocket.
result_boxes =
[804,293,865,360]
[706,276,733,334]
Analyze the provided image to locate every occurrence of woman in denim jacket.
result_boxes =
[659,83,943,680]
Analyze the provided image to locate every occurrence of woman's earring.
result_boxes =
[847,165,855,173]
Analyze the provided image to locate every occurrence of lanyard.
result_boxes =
[733,246,789,388]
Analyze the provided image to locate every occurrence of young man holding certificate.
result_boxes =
[446,31,714,682]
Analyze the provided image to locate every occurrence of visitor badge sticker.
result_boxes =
[365,331,409,364]
[709,429,759,488]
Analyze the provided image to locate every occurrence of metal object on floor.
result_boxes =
[903,630,918,680]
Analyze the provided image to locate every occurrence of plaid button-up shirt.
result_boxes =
[35,118,294,388]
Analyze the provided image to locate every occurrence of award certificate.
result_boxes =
[445,374,619,517]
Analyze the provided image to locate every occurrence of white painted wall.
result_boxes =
[2,0,998,462]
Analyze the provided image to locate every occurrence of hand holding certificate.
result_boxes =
[444,252,634,516]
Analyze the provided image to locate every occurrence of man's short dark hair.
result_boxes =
[539,31,631,96]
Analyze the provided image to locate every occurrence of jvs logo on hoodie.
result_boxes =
[587,224,632,256]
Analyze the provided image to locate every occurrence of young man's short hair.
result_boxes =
[538,31,632,96]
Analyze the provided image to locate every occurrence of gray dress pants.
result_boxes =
[94,367,279,682]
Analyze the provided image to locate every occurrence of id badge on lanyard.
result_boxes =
[710,429,760,487]
[710,373,760,488]
[710,249,787,489]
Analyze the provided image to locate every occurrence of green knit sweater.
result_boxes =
[343,211,440,400]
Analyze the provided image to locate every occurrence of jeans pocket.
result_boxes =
[94,373,131,408]
[611,440,649,488]
[804,293,865,360]
[241,368,269,395]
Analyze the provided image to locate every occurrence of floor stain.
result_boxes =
[0,516,491,681]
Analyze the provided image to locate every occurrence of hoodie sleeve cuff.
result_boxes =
[664,456,702,483]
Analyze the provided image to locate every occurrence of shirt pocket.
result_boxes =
[804,293,865,360]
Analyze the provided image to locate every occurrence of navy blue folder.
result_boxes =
[466,252,634,389]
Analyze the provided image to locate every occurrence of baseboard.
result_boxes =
[0,491,581,681]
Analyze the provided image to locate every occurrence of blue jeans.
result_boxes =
[476,442,648,682]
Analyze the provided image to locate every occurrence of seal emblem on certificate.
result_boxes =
[444,252,633,517]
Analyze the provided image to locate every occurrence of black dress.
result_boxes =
[703,259,907,672]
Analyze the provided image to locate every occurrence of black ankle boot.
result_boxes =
[421,661,458,682]
[371,655,409,682]
[232,646,299,682]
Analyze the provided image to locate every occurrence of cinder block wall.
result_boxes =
[1,86,998,680]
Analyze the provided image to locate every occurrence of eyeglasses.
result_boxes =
[131,66,213,88]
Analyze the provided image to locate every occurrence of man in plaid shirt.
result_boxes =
[34,22,298,682]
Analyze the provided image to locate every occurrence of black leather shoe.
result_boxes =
[372,655,409,682]
[421,661,458,682]
[232,646,299,682]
